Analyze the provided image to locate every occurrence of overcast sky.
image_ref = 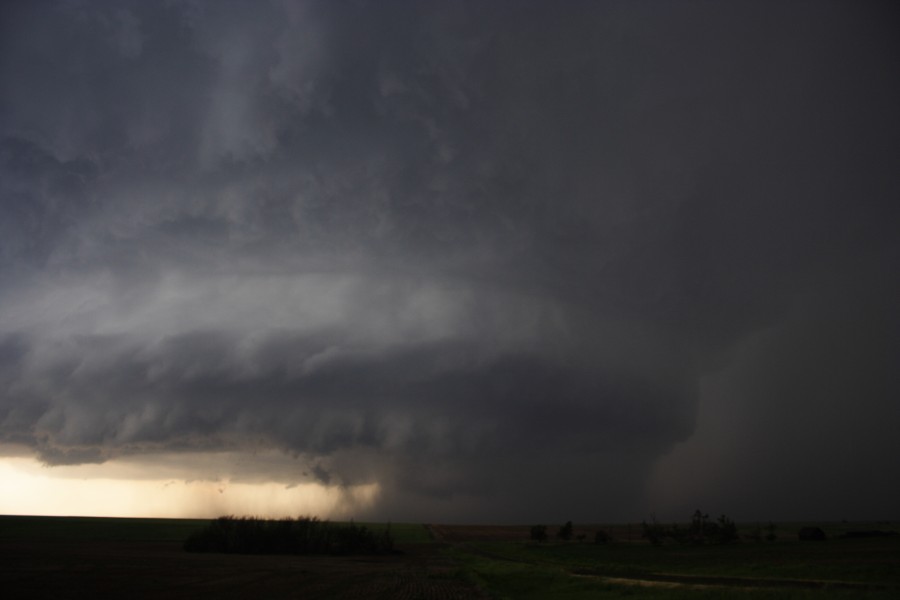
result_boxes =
[1,0,898,523]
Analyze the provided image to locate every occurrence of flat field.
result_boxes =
[1,516,898,599]
[0,516,481,599]
[435,522,900,599]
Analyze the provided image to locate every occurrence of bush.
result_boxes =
[557,521,573,541]
[715,515,739,544]
[183,516,394,555]
[640,510,741,546]
[641,518,666,545]
[594,530,610,544]
[798,526,826,541]
[530,524,548,543]
[667,523,688,544]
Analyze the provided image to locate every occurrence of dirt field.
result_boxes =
[0,538,487,599]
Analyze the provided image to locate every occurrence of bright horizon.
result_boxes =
[3,448,895,524]
[0,453,379,521]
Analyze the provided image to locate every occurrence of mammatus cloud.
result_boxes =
[1,0,898,522]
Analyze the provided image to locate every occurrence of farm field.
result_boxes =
[0,515,472,600]
[1,516,898,599]
[434,523,900,599]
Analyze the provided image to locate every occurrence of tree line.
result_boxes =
[184,516,395,555]
[530,510,747,545]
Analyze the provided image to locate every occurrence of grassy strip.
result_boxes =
[462,537,900,586]
[356,521,433,543]
[449,545,900,600]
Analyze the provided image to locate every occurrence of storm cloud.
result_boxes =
[1,0,898,522]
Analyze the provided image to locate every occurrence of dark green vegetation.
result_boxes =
[430,522,900,599]
[1,516,898,599]
[183,516,395,555]
[530,524,548,543]
[558,520,574,541]
[641,511,739,545]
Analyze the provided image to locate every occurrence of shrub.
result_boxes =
[667,523,688,545]
[715,515,739,544]
[183,516,394,555]
[530,524,548,543]
[641,518,666,545]
[594,530,610,544]
[557,521,573,541]
[798,526,826,541]
[641,510,741,546]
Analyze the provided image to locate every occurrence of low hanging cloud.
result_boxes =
[1,0,898,522]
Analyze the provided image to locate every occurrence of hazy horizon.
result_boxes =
[1,0,898,525]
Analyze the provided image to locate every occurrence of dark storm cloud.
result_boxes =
[1,0,898,521]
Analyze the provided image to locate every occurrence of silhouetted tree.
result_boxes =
[641,517,665,545]
[667,523,687,544]
[557,521,573,541]
[183,516,394,555]
[715,514,738,544]
[530,524,548,543]
[690,509,709,544]
[641,510,740,546]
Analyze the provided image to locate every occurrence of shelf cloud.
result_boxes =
[1,0,898,522]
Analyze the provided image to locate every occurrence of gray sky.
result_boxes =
[1,0,898,523]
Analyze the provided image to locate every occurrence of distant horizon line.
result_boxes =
[3,513,896,526]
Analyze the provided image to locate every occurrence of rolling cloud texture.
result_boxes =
[1,0,898,522]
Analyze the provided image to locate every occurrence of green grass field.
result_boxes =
[451,539,900,598]
[430,521,899,599]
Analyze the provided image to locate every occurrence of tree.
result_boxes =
[688,509,736,544]
[557,521,573,541]
[690,509,709,544]
[530,524,548,543]
[641,510,742,546]
[641,517,665,545]
[715,514,738,544]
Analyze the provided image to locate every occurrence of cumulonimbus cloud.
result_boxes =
[1,0,898,522]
